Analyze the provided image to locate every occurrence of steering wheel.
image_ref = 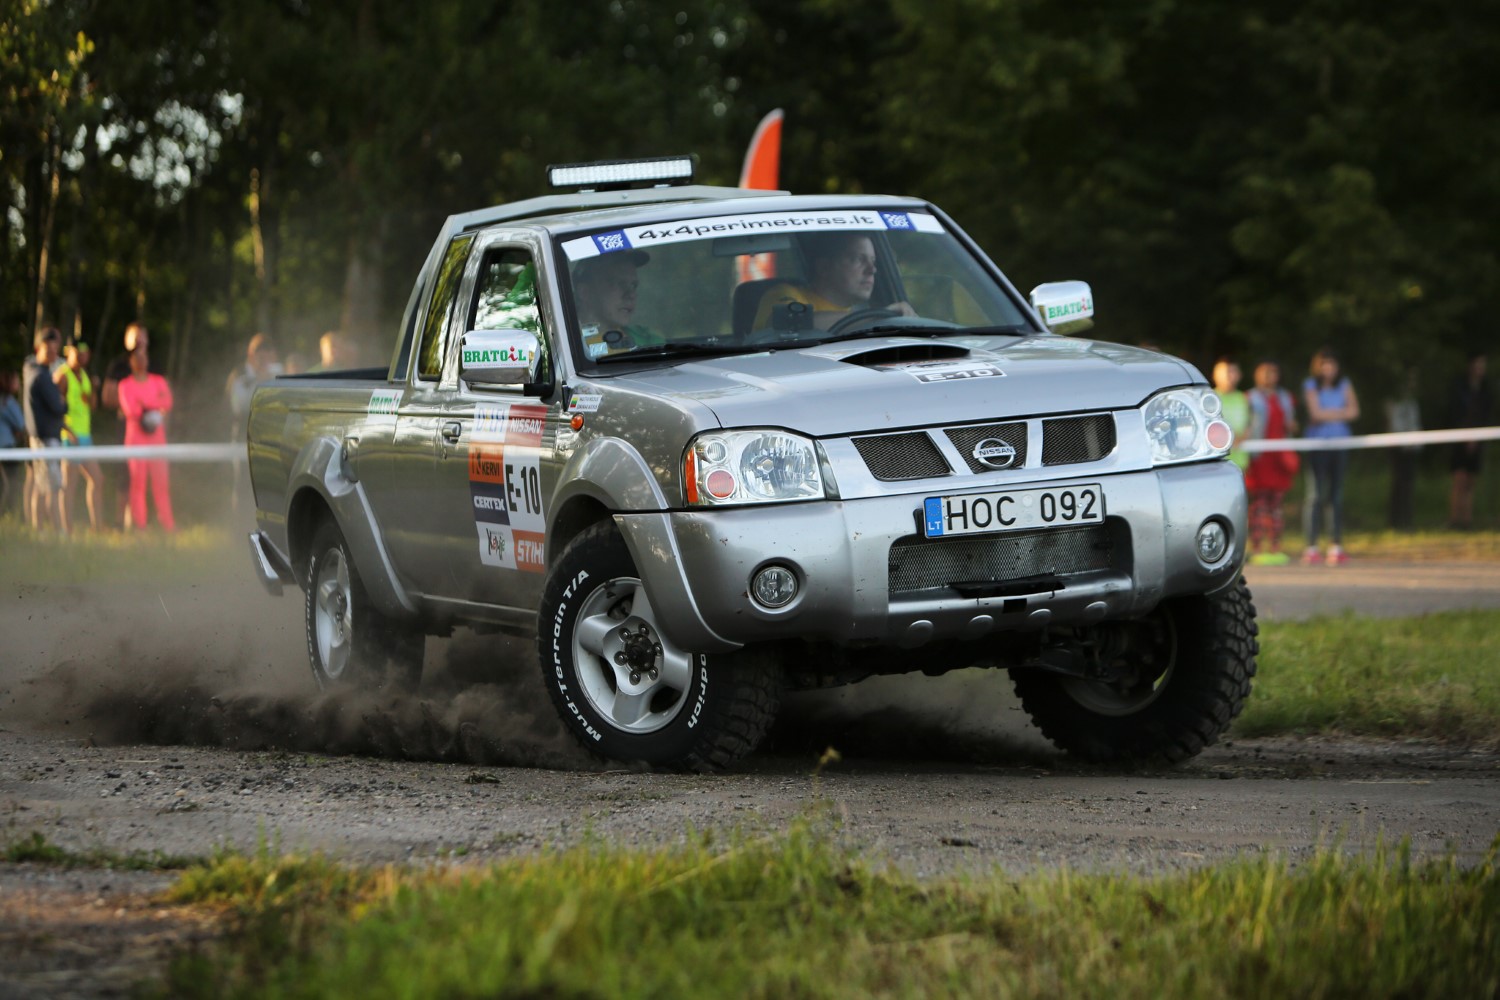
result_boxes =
[827,307,901,336]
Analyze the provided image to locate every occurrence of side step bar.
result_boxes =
[248,532,296,597]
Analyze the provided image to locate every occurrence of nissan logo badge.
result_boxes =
[973,438,1017,470]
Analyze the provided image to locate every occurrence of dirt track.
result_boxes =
[3,556,1499,997]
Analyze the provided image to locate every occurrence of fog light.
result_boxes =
[751,565,798,609]
[1197,520,1229,564]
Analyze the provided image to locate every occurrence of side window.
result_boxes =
[472,248,542,333]
[418,234,475,381]
[469,246,550,386]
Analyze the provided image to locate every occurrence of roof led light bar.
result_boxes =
[547,156,696,190]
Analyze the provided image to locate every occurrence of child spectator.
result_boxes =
[117,345,176,532]
[1301,348,1359,565]
[1244,361,1299,564]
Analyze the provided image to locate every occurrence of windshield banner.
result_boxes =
[562,210,944,260]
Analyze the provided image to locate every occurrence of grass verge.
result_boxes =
[2,830,199,871]
[151,828,1498,999]
[1239,609,1500,744]
[0,520,233,585]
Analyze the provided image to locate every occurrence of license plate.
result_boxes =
[923,484,1105,538]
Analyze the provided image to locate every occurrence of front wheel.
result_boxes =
[1012,579,1258,764]
[305,519,424,692]
[538,521,780,771]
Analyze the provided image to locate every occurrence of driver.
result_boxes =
[751,233,914,331]
[573,250,661,358]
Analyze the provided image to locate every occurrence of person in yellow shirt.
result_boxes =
[752,233,914,332]
[57,341,103,530]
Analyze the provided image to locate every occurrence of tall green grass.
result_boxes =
[155,828,1498,999]
[1241,610,1500,743]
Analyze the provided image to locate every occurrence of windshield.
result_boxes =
[557,208,1034,366]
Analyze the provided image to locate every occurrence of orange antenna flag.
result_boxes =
[738,109,784,283]
[739,108,784,190]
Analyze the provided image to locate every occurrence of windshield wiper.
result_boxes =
[594,341,748,364]
[811,325,950,345]
[812,323,1033,347]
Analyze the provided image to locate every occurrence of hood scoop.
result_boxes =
[841,342,971,368]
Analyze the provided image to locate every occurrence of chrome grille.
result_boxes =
[1042,414,1115,466]
[888,525,1115,595]
[945,422,1028,473]
[852,432,950,481]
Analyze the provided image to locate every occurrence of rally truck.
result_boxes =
[247,156,1256,772]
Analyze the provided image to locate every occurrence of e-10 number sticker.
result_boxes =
[469,402,547,572]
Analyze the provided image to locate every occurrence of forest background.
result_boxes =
[4,0,1497,430]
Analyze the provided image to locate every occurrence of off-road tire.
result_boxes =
[538,520,780,772]
[1012,578,1258,764]
[305,519,424,692]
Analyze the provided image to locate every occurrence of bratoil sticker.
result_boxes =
[468,402,547,573]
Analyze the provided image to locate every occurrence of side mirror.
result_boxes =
[1029,281,1095,335]
[460,330,542,385]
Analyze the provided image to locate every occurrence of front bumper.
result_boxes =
[617,462,1246,653]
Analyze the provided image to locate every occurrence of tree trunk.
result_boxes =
[340,213,390,344]
[32,135,63,335]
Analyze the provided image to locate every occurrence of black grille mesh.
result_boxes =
[945,422,1029,473]
[888,525,1114,595]
[1041,414,1116,465]
[852,432,950,481]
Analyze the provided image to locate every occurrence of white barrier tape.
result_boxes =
[12,425,1500,461]
[15,442,245,462]
[1238,426,1500,453]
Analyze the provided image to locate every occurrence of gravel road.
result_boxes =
[3,556,1498,997]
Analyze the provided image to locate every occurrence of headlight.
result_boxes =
[1142,387,1233,465]
[685,430,828,506]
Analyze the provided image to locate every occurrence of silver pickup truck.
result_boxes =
[248,157,1256,772]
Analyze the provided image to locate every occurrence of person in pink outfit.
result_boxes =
[116,346,176,531]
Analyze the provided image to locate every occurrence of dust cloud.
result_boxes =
[4,518,1055,771]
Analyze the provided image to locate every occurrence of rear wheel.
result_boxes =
[538,521,780,771]
[305,519,424,691]
[1012,579,1258,763]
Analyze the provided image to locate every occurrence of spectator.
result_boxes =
[117,345,175,532]
[1245,361,1299,564]
[1212,357,1251,471]
[225,333,282,441]
[1447,352,1492,530]
[225,332,282,513]
[22,326,69,532]
[307,330,351,373]
[1301,347,1360,566]
[0,370,27,516]
[282,352,309,375]
[57,341,103,531]
[99,322,151,529]
[1384,369,1421,531]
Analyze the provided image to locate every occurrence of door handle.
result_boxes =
[441,421,463,443]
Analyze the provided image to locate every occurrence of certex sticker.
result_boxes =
[467,401,548,573]
[880,360,1006,384]
[562,210,945,260]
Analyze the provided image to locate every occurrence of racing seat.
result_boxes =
[731,278,783,339]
